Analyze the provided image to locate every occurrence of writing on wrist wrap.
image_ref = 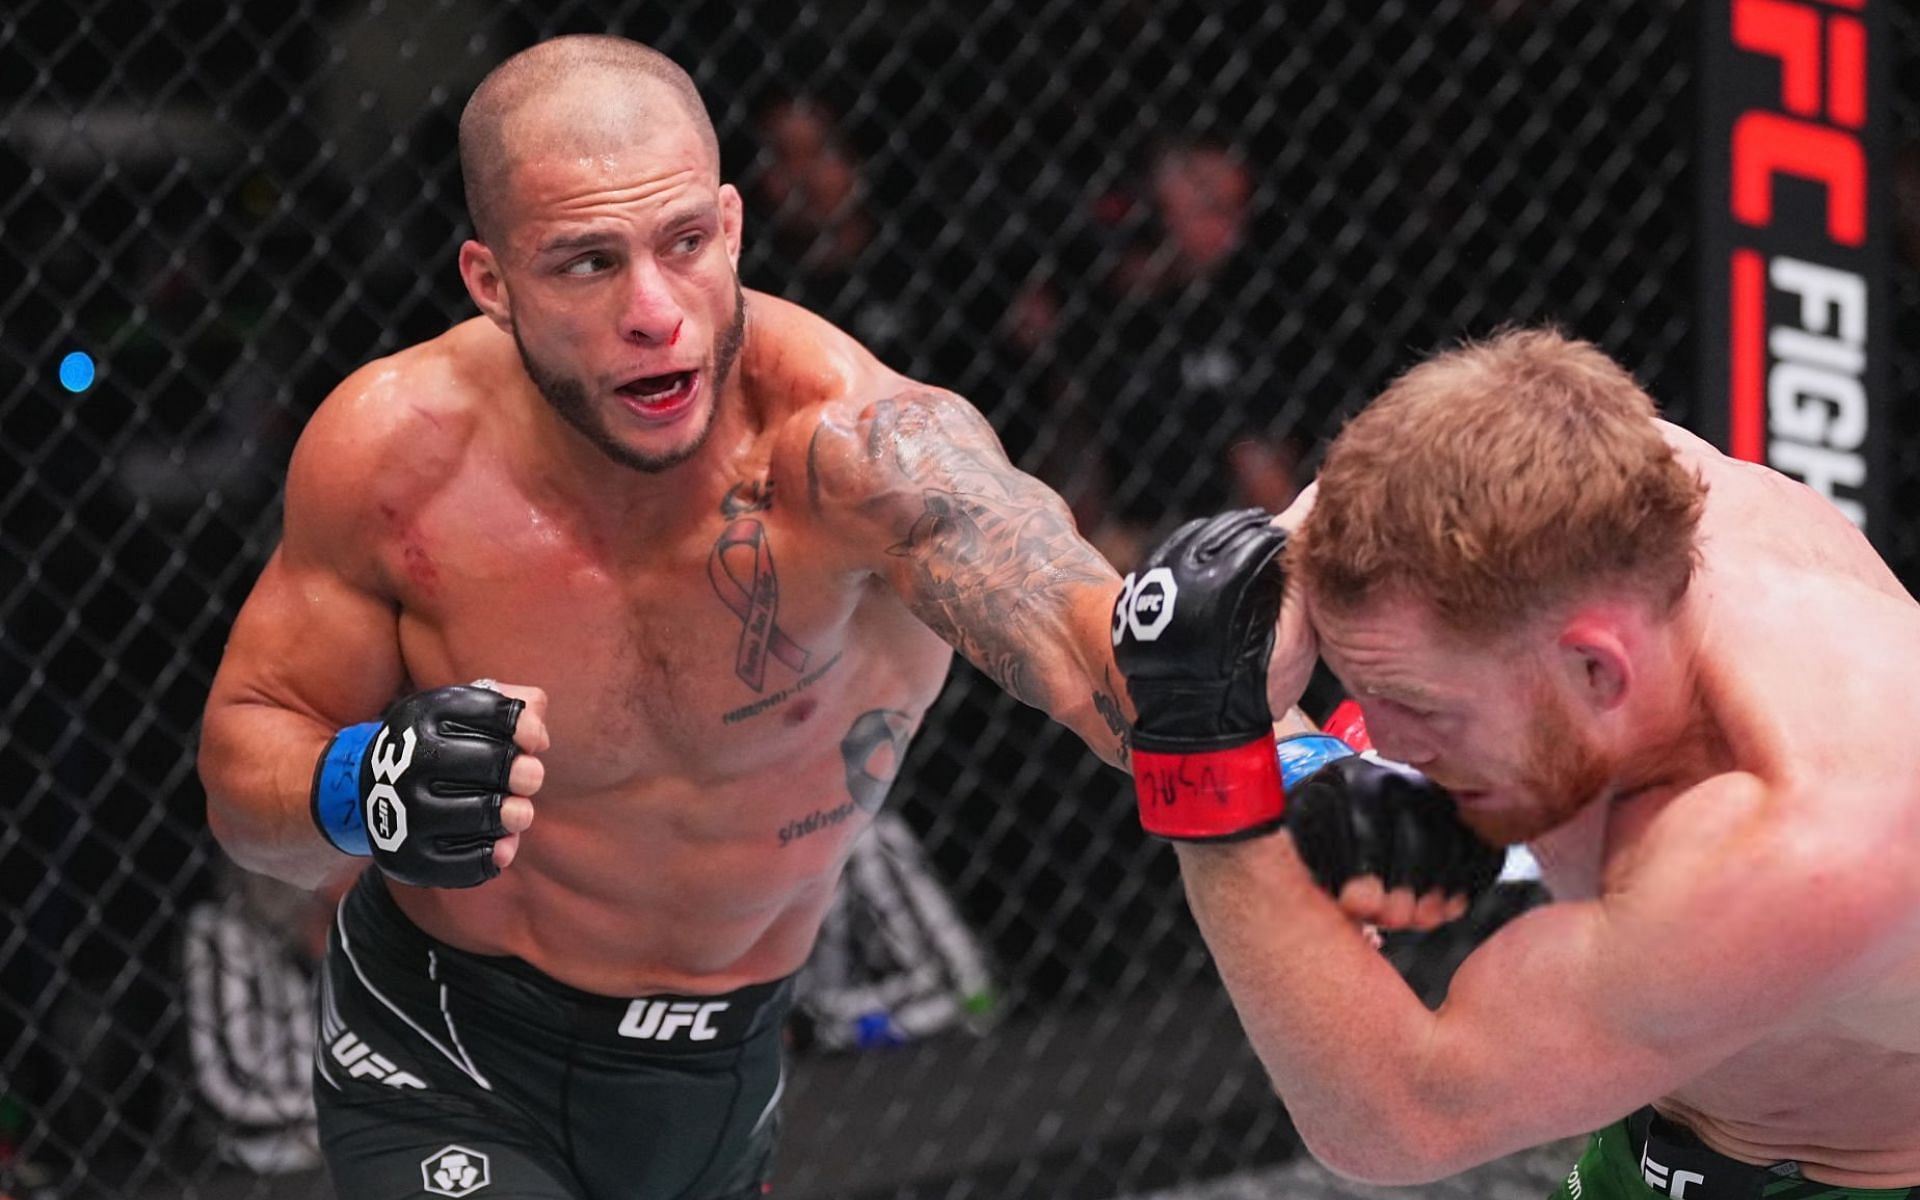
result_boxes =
[1134,733,1284,841]
[311,722,379,856]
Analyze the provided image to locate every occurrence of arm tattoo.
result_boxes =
[870,390,1115,710]
[1092,666,1131,767]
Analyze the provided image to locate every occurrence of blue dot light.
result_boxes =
[59,351,96,393]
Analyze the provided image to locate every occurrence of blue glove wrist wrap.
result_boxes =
[312,722,380,856]
[1276,733,1356,792]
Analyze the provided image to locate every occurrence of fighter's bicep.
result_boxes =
[1425,899,1714,1136]
[1427,776,1891,1139]
[209,544,406,730]
[1586,774,1901,1036]
[211,382,413,725]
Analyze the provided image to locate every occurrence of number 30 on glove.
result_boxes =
[310,684,525,888]
[1111,508,1290,841]
[1111,509,1505,909]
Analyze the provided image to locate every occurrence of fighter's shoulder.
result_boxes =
[753,294,994,511]
[287,320,493,522]
[1638,770,1908,930]
[1656,419,1719,460]
[780,375,996,518]
[745,288,883,399]
[1641,615,1920,822]
[1592,769,1912,1037]
[1683,432,1912,606]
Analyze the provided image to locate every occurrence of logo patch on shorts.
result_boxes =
[421,1145,490,1197]
[327,1030,427,1089]
[617,998,731,1041]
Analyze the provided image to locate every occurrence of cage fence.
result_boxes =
[2,2,1914,1198]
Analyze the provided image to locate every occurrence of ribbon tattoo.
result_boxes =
[709,518,811,691]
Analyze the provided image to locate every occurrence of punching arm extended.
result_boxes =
[808,387,1133,767]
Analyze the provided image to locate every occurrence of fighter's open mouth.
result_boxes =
[616,371,695,406]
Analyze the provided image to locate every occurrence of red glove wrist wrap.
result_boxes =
[1320,699,1373,752]
[1133,733,1284,840]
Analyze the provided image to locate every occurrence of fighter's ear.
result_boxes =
[460,239,513,331]
[719,184,744,269]
[1556,611,1630,713]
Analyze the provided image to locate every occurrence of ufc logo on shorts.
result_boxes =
[1641,1143,1706,1199]
[365,725,416,852]
[1111,568,1179,645]
[617,999,730,1041]
[328,1030,427,1089]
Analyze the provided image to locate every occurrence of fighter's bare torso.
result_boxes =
[1528,425,1920,1181]
[336,295,955,996]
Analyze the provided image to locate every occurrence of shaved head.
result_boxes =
[459,35,720,244]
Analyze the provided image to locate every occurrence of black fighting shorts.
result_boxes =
[314,872,789,1200]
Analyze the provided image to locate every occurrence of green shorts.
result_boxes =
[314,872,789,1200]
[1551,1108,1917,1200]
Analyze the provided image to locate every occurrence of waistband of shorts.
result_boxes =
[339,869,795,1056]
[1621,1108,1917,1200]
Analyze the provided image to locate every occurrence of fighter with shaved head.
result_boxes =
[198,34,1148,1199]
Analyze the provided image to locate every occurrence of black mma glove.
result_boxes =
[1287,753,1505,903]
[1279,698,1504,905]
[310,684,525,888]
[1112,508,1290,840]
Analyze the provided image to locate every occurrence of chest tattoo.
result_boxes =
[708,478,813,692]
[776,707,916,848]
[721,651,844,726]
[841,708,915,814]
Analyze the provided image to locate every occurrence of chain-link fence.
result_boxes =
[3,2,1915,1198]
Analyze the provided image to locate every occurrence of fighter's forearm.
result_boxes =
[200,700,361,890]
[842,384,1133,765]
[1175,835,1487,1184]
[925,579,1128,771]
[1038,583,1135,769]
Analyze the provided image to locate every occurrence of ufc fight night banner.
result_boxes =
[1698,0,1892,536]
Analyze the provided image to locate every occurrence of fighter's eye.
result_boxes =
[672,233,704,255]
[561,253,614,276]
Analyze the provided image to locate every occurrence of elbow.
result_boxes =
[1293,1109,1473,1186]
[202,786,319,885]
[201,780,259,873]
[198,741,266,873]
[199,745,231,841]
[203,791,245,862]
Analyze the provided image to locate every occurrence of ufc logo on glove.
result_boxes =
[366,725,416,852]
[1111,568,1180,645]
